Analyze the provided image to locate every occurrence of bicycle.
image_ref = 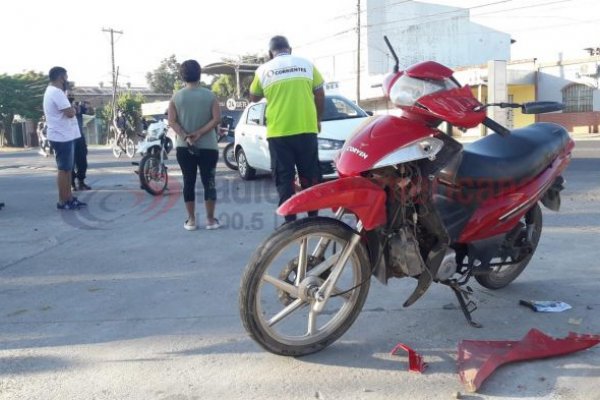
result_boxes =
[109,109,136,158]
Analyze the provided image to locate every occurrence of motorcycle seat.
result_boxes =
[456,122,570,186]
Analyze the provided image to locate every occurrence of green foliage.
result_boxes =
[210,53,267,99]
[146,54,181,94]
[101,91,146,134]
[211,75,235,98]
[0,71,47,146]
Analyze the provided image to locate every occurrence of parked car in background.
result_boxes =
[233,95,371,180]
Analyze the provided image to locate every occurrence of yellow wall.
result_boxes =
[509,85,536,128]
[469,84,536,128]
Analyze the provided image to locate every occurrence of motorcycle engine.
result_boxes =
[387,228,426,277]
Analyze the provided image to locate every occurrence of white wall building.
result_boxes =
[313,0,512,107]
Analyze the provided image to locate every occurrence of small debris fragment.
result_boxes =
[362,388,373,393]
[452,391,462,399]
[539,376,546,382]
[443,303,457,310]
[587,305,593,310]
[314,391,323,399]
[519,300,571,312]
[390,343,427,373]
[568,318,582,326]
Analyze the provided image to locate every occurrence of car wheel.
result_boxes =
[236,147,256,180]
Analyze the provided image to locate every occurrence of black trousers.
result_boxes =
[268,133,322,222]
[72,135,88,183]
[176,147,218,202]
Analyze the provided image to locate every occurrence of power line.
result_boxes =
[363,0,514,29]
[298,0,516,49]
[297,0,574,47]
[471,0,574,16]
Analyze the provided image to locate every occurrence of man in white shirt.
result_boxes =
[42,67,87,210]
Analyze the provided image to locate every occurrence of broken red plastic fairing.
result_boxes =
[458,329,600,393]
[391,343,427,373]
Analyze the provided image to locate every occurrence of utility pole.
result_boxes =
[102,27,123,116]
[356,0,361,105]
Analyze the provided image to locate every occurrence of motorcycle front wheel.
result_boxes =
[139,154,168,195]
[239,217,371,357]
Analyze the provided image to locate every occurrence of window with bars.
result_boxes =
[562,83,593,113]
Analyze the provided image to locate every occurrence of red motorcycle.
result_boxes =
[239,37,574,356]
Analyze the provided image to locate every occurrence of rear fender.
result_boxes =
[277,177,387,231]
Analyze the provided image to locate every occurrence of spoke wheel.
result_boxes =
[239,217,370,356]
[126,138,136,158]
[476,203,543,289]
[109,137,122,158]
[223,143,238,170]
[139,154,168,195]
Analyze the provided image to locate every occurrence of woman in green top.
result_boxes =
[168,60,221,231]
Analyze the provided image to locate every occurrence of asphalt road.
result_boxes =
[0,139,599,400]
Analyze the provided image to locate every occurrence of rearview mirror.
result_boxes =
[521,102,564,114]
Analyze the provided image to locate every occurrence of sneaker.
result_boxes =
[78,181,92,190]
[71,183,78,191]
[206,218,220,230]
[70,197,87,208]
[184,219,198,231]
[57,200,78,210]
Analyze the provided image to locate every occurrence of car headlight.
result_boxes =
[318,138,345,150]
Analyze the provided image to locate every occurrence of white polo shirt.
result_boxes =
[42,86,81,142]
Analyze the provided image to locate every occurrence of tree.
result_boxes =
[0,71,46,146]
[146,55,180,94]
[210,54,267,99]
[101,91,146,137]
[211,75,235,98]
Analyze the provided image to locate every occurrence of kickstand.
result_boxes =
[449,283,483,328]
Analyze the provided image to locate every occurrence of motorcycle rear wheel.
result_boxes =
[139,154,168,196]
[475,203,543,289]
[223,143,238,170]
[239,217,371,357]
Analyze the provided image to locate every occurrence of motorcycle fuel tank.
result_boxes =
[336,115,439,177]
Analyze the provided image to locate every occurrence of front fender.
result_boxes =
[277,177,387,230]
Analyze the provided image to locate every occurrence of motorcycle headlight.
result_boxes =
[318,138,345,150]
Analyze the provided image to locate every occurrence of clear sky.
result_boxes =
[1,0,598,87]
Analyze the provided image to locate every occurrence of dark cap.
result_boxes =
[269,36,290,52]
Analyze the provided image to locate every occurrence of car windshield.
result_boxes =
[322,95,368,121]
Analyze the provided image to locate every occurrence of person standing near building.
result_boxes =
[43,66,86,210]
[168,60,221,231]
[71,99,92,191]
[249,35,325,223]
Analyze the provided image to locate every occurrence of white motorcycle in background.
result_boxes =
[133,119,173,195]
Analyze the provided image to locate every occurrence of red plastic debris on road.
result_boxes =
[458,329,600,393]
[390,343,428,373]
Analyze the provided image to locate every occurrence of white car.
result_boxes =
[233,95,371,180]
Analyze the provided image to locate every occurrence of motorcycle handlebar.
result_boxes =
[482,117,511,137]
